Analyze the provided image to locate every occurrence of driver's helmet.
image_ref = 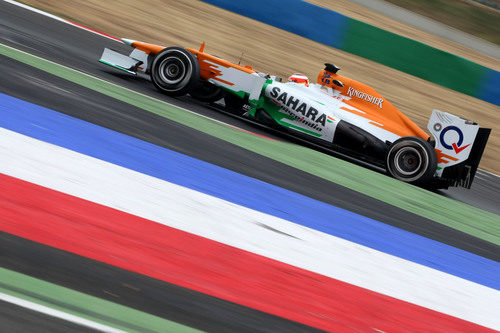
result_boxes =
[288,73,309,86]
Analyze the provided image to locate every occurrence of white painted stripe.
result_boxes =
[1,128,499,329]
[0,292,126,333]
[2,0,122,42]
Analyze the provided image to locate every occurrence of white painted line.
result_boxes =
[0,128,498,330]
[477,169,500,179]
[0,292,126,333]
[3,0,67,24]
[2,0,122,42]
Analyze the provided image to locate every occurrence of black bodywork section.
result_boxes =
[435,128,491,189]
[250,109,389,168]
[332,120,389,159]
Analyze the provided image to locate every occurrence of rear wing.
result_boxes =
[428,110,491,188]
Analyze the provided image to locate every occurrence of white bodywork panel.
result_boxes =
[202,60,266,103]
[427,110,479,176]
[264,83,338,142]
[129,48,149,72]
[99,48,141,75]
[264,82,401,144]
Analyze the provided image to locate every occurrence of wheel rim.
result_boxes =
[394,147,422,176]
[158,57,186,85]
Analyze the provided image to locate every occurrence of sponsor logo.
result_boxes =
[435,149,459,164]
[439,126,471,154]
[269,87,327,130]
[321,72,332,85]
[346,87,383,108]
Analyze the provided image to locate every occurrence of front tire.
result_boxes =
[150,47,200,96]
[386,137,437,185]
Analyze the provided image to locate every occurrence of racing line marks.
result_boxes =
[254,222,300,239]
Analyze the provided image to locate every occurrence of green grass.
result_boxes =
[0,268,201,333]
[385,0,500,45]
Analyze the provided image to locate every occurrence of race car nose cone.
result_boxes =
[121,38,136,46]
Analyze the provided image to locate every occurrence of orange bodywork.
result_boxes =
[187,45,255,84]
[128,40,165,55]
[317,70,429,140]
[128,40,256,86]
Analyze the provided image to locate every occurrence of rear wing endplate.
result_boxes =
[428,110,490,188]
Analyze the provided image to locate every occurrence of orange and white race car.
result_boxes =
[99,39,491,189]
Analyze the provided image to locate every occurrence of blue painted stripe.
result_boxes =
[201,0,348,48]
[0,92,498,290]
[478,68,500,106]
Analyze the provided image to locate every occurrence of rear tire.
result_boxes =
[150,47,200,96]
[224,93,247,116]
[386,137,437,185]
[189,81,225,102]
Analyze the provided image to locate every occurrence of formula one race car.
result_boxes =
[99,39,491,189]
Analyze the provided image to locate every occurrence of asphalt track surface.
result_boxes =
[0,233,319,333]
[0,299,96,333]
[0,1,499,331]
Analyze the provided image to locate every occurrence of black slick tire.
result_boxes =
[224,93,247,116]
[386,136,437,185]
[150,47,200,96]
[189,81,225,102]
